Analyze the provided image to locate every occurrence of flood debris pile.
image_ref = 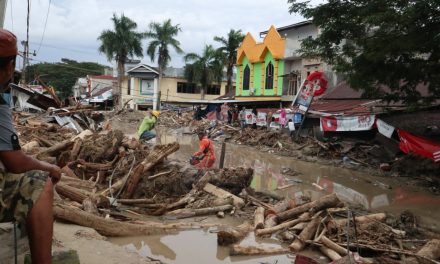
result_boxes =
[17,119,259,238]
[218,193,440,264]
[156,110,195,129]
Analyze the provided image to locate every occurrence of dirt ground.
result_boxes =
[53,222,157,264]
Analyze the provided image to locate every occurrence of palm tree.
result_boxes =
[214,29,245,93]
[145,19,183,110]
[98,14,144,108]
[184,45,224,100]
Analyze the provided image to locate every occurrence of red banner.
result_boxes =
[398,129,440,162]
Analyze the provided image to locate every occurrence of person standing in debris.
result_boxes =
[287,119,296,139]
[138,110,160,141]
[252,106,258,129]
[0,29,61,264]
[239,106,247,129]
[227,105,233,125]
[191,130,216,169]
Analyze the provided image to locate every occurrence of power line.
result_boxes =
[37,0,51,53]
[28,41,98,55]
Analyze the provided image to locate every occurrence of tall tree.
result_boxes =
[145,19,183,110]
[26,59,109,99]
[288,0,440,105]
[98,13,144,107]
[184,45,224,100]
[214,29,245,93]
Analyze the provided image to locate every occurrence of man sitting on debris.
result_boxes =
[191,129,216,169]
[0,28,61,264]
[138,110,160,142]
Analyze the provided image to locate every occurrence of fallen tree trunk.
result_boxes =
[328,213,387,229]
[61,165,79,179]
[37,139,74,159]
[266,199,296,215]
[290,216,322,252]
[203,183,245,208]
[117,198,155,205]
[319,246,342,261]
[319,235,348,256]
[277,193,341,222]
[254,207,265,230]
[121,142,180,199]
[230,245,290,256]
[264,214,278,229]
[165,204,233,219]
[256,212,310,237]
[70,138,82,161]
[53,203,215,236]
[217,224,251,246]
[55,183,90,203]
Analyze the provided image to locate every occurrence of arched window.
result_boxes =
[243,65,250,90]
[265,62,274,89]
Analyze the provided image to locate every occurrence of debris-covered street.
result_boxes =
[2,1,440,263]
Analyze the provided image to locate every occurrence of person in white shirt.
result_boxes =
[288,119,296,138]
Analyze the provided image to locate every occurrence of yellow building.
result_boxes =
[121,65,229,109]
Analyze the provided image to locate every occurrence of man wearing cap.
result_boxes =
[0,29,61,263]
[138,110,160,142]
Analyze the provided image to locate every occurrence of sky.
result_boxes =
[4,0,309,69]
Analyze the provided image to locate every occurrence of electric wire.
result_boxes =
[37,0,52,53]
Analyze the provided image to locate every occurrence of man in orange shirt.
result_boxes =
[191,130,216,169]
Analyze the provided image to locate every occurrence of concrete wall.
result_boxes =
[160,77,227,102]
[282,24,319,57]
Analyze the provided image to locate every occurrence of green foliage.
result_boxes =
[184,45,224,98]
[26,59,109,99]
[145,19,183,74]
[288,0,440,105]
[214,29,245,91]
[98,14,144,64]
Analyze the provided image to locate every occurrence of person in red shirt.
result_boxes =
[191,130,216,169]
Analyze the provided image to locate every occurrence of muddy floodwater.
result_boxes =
[112,127,440,263]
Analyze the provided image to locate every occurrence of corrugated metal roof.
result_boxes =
[309,99,382,116]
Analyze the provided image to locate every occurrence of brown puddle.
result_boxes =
[112,127,440,263]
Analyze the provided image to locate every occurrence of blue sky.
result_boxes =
[4,0,312,69]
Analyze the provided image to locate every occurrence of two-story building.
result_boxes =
[121,64,229,110]
[235,21,341,105]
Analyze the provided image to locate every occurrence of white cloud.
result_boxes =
[5,0,307,68]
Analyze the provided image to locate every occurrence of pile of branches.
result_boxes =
[217,193,440,263]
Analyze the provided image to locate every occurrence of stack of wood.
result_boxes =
[218,193,440,264]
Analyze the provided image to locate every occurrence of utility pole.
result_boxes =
[21,41,29,84]
[0,0,6,29]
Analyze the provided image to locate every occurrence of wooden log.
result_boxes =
[70,138,82,161]
[53,203,216,237]
[61,177,95,192]
[319,235,347,256]
[289,216,322,252]
[217,224,251,246]
[148,170,172,180]
[256,212,310,237]
[61,165,79,178]
[75,158,118,171]
[230,245,290,256]
[117,198,155,205]
[121,142,180,198]
[55,183,90,203]
[403,239,440,264]
[277,193,341,222]
[266,198,296,215]
[37,139,74,158]
[82,197,99,215]
[34,136,54,147]
[328,213,387,229]
[203,183,245,208]
[254,207,265,230]
[319,246,342,261]
[71,130,93,141]
[264,214,278,229]
[165,204,233,219]
[22,140,40,153]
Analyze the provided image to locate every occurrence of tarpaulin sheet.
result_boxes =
[398,129,440,162]
[320,115,375,132]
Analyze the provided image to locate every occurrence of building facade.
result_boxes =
[121,65,228,110]
[235,21,341,103]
